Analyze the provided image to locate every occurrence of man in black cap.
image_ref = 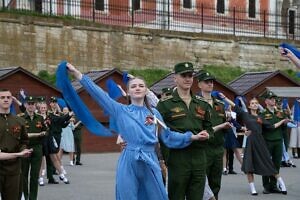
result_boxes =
[260,91,289,194]
[157,62,213,199]
[19,96,47,200]
[160,87,173,101]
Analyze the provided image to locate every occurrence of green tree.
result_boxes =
[38,70,56,85]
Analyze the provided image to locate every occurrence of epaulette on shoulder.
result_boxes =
[160,95,173,102]
[17,113,25,117]
[195,95,206,102]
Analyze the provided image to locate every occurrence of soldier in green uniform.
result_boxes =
[197,70,231,199]
[157,62,213,200]
[0,89,30,200]
[260,91,289,194]
[19,96,47,200]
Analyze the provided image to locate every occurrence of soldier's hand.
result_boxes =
[192,130,209,141]
[283,118,290,124]
[222,122,233,129]
[39,131,47,137]
[19,148,33,158]
[244,130,252,136]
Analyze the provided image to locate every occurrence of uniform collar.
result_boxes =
[265,107,277,114]
[172,89,196,102]
[25,111,37,119]
[0,113,11,119]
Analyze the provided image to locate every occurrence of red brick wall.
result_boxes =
[0,71,61,100]
[80,0,156,26]
[244,74,299,106]
[171,0,270,33]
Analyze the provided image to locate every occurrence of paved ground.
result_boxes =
[38,153,300,200]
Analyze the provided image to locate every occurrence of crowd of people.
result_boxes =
[0,91,84,200]
[0,44,300,200]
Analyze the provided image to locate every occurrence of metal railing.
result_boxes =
[1,0,299,40]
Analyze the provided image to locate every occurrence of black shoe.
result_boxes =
[228,170,237,174]
[75,162,83,165]
[251,192,258,196]
[281,190,287,195]
[281,161,289,167]
[48,179,59,184]
[270,188,282,194]
[263,189,271,194]
[222,170,228,175]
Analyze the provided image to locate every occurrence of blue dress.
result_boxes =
[60,122,75,152]
[80,75,193,200]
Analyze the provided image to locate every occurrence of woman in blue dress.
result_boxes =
[66,63,209,200]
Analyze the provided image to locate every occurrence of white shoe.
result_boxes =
[70,161,74,166]
[59,174,70,184]
[39,177,44,186]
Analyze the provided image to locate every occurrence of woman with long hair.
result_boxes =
[65,63,209,200]
[221,95,288,196]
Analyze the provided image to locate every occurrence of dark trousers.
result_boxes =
[167,148,206,200]
[74,134,82,163]
[22,144,43,200]
[227,149,234,172]
[0,174,21,200]
[46,155,55,181]
[206,146,224,200]
[262,140,282,190]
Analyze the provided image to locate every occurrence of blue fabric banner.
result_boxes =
[56,61,113,137]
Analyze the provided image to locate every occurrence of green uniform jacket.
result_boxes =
[206,97,226,146]
[0,113,28,175]
[260,108,285,141]
[19,112,47,146]
[157,89,214,149]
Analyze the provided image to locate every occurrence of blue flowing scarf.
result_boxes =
[122,71,130,85]
[293,99,300,123]
[56,61,113,137]
[280,43,300,58]
[105,79,123,100]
